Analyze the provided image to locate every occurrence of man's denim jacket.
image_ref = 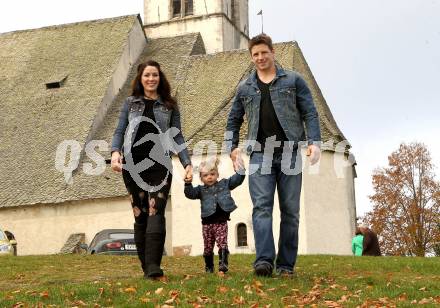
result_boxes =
[111,96,191,167]
[184,172,245,218]
[226,65,321,154]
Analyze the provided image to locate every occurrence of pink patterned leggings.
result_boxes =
[202,222,228,255]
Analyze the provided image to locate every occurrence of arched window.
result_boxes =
[237,223,247,247]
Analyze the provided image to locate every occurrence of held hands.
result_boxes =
[111,151,123,172]
[184,164,193,183]
[306,144,321,165]
[230,148,245,172]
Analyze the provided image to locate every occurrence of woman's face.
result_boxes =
[141,65,160,94]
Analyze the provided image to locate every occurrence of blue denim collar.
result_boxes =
[130,95,164,106]
[246,64,287,88]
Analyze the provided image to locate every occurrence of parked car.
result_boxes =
[0,229,17,256]
[82,229,137,255]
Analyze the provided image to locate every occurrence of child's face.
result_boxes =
[200,167,219,186]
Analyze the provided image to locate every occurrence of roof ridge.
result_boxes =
[0,14,139,36]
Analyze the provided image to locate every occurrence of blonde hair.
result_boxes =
[198,157,220,177]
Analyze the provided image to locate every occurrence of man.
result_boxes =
[226,34,321,276]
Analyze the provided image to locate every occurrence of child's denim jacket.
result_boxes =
[184,172,245,218]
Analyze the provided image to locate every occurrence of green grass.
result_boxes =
[0,254,439,307]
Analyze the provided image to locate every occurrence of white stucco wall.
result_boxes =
[0,149,355,256]
[302,150,356,255]
[144,0,222,24]
[144,15,224,54]
[0,197,134,255]
[170,149,356,257]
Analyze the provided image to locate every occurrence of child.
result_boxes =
[184,157,245,273]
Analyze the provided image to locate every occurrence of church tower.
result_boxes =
[143,0,249,54]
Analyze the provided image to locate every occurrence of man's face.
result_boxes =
[250,44,275,71]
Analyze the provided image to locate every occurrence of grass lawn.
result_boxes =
[0,254,439,307]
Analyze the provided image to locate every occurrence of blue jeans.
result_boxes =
[249,150,302,272]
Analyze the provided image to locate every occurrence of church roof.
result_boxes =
[0,15,347,209]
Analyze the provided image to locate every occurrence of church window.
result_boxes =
[172,0,193,18]
[184,0,193,16]
[172,0,181,17]
[237,223,247,247]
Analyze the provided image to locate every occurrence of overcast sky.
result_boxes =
[1,0,439,216]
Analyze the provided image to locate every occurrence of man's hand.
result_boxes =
[306,144,321,165]
[230,148,244,171]
[184,165,193,183]
[111,151,123,172]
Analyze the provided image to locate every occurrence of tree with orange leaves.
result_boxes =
[364,142,440,256]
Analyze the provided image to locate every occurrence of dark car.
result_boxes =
[82,229,137,255]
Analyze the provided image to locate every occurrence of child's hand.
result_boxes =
[231,148,245,171]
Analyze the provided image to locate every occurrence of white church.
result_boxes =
[0,0,357,256]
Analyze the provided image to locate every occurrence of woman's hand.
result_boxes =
[184,165,193,183]
[111,151,123,172]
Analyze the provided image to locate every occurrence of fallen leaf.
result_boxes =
[253,280,263,288]
[338,295,348,302]
[217,271,225,278]
[161,305,174,308]
[12,303,24,308]
[40,291,49,299]
[233,296,246,304]
[164,298,175,304]
[267,288,276,292]
[419,287,427,291]
[398,293,407,301]
[98,288,104,296]
[312,264,318,267]
[154,275,169,283]
[419,298,431,304]
[324,300,341,307]
[218,286,228,293]
[169,290,180,298]
[11,290,21,294]
[197,296,210,304]
[155,287,164,295]
[124,287,137,293]
[140,298,150,303]
[72,300,86,306]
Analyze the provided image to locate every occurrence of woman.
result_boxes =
[111,60,192,279]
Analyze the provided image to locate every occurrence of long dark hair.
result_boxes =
[131,60,178,110]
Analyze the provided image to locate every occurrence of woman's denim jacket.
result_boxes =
[184,172,245,218]
[226,65,321,154]
[111,96,191,167]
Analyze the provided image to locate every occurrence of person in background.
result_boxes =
[360,226,381,256]
[352,227,364,256]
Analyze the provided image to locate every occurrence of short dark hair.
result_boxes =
[131,60,177,110]
[248,33,274,53]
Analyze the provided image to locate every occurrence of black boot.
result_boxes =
[133,222,147,276]
[203,253,214,273]
[145,215,166,278]
[218,248,229,273]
